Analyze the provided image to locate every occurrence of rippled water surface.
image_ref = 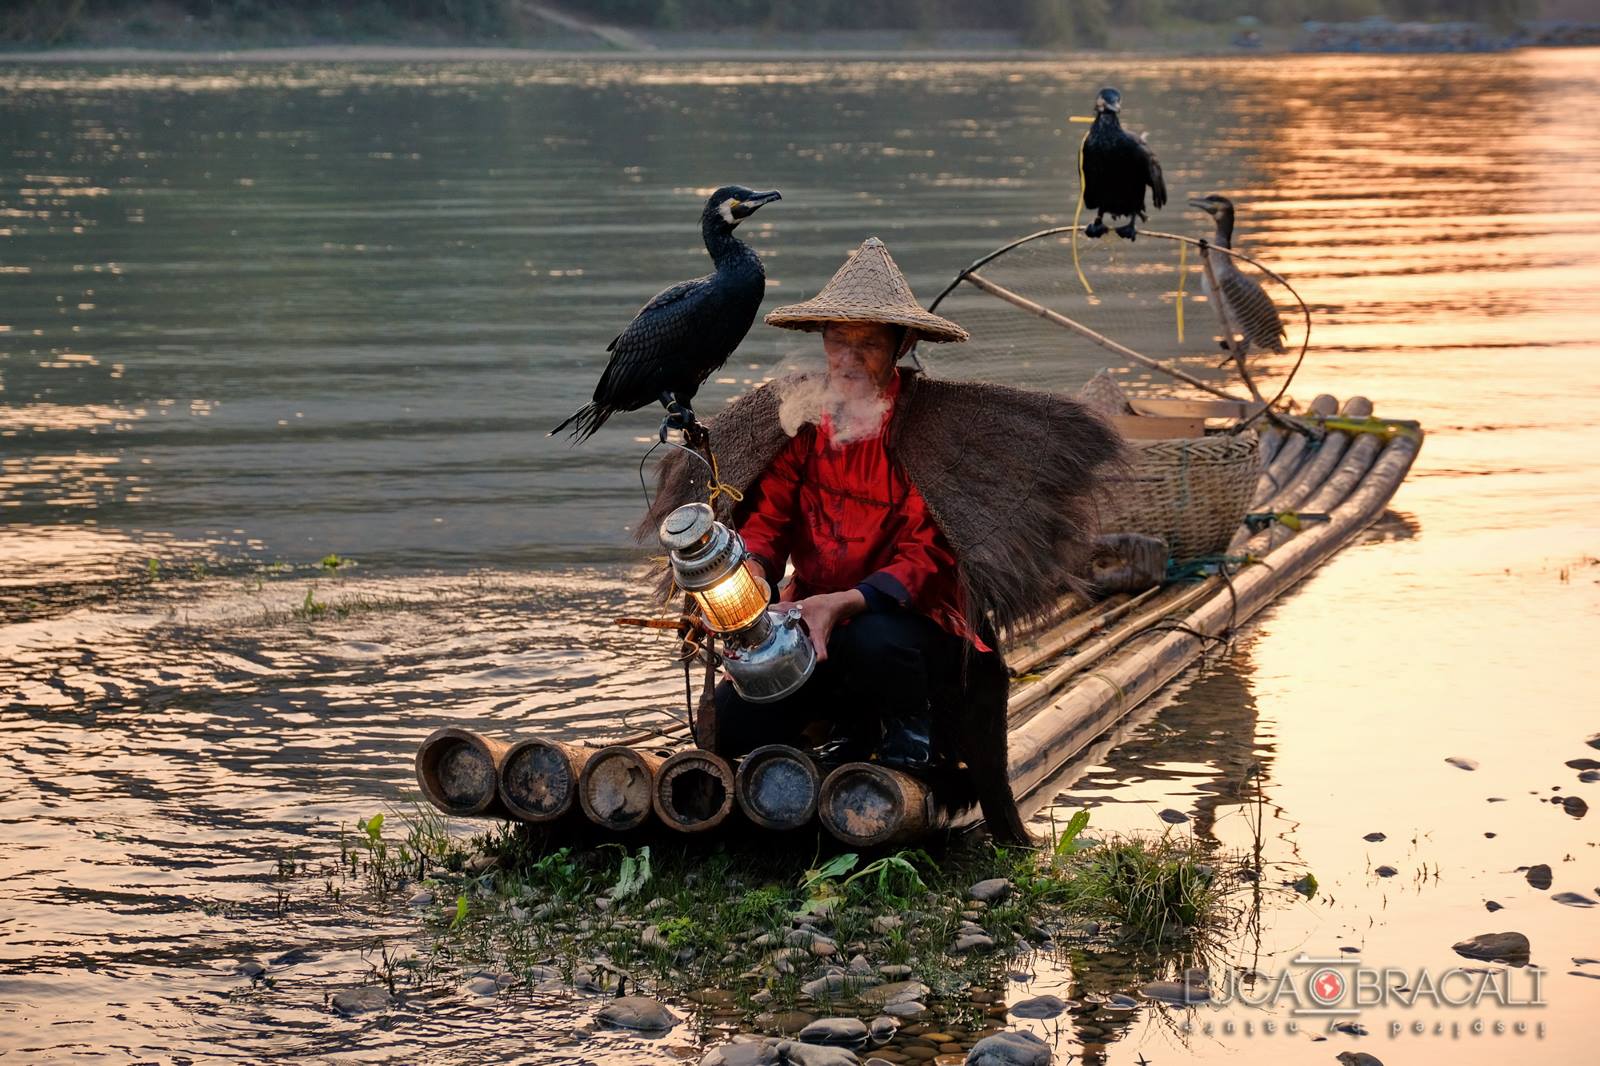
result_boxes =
[3,50,1599,1063]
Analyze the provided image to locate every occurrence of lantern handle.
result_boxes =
[636,435,716,512]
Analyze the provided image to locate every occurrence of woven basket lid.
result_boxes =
[765,237,969,344]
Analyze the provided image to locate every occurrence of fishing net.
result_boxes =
[912,227,1310,412]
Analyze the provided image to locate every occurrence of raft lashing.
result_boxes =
[415,396,1422,844]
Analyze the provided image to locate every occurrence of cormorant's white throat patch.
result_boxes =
[718,199,738,225]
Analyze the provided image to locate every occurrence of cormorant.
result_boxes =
[1080,87,1166,241]
[1188,194,1286,356]
[550,185,781,443]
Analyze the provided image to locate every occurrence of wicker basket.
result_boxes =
[1101,431,1261,561]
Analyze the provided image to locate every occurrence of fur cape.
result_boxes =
[640,369,1124,842]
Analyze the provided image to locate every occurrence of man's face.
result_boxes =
[822,322,899,396]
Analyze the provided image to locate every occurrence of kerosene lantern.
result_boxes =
[657,502,815,703]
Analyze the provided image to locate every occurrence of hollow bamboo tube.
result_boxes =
[1252,399,1382,556]
[960,271,1250,404]
[415,727,513,818]
[652,748,736,833]
[577,745,665,831]
[1230,396,1367,553]
[734,744,821,831]
[1246,394,1338,510]
[498,737,597,824]
[818,762,933,848]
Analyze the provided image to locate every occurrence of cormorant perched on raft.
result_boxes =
[1189,194,1287,356]
[1080,87,1166,241]
[549,185,781,443]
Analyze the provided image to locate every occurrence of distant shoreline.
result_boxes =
[1,41,1594,64]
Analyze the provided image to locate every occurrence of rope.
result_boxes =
[1317,415,1423,443]
[705,447,744,506]
[1071,128,1094,297]
[1242,510,1330,534]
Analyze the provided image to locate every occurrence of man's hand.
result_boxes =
[778,589,866,662]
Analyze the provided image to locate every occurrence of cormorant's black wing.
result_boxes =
[1218,270,1287,354]
[592,275,717,409]
[1140,138,1167,210]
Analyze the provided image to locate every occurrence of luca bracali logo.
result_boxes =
[1172,953,1549,1041]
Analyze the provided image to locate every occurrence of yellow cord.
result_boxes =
[706,448,744,506]
[1176,240,1187,344]
[1072,129,1095,297]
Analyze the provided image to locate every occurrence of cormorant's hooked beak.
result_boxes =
[1096,96,1121,113]
[1188,197,1218,213]
[730,190,782,222]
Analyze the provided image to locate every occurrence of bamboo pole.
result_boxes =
[577,745,665,831]
[1005,590,1149,678]
[818,762,934,848]
[734,744,821,831]
[652,748,736,833]
[498,737,597,824]
[1230,396,1367,553]
[1250,401,1385,556]
[1004,429,1423,810]
[960,271,1250,404]
[415,727,513,818]
[1007,578,1222,721]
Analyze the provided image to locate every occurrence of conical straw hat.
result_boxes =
[765,237,968,343]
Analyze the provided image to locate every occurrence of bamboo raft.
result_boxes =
[416,395,1422,846]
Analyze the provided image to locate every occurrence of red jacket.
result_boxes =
[736,371,984,649]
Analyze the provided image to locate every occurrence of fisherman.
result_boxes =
[644,238,1122,844]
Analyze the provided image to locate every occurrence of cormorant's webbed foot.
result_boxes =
[1115,221,1138,241]
[1084,218,1109,239]
[657,398,703,444]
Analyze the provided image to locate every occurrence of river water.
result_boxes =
[2,49,1598,1064]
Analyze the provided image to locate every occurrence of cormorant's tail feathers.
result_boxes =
[548,402,612,444]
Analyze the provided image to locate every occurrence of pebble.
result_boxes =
[1588,733,1600,750]
[901,1049,938,1062]
[598,995,680,1032]
[754,1011,815,1034]
[463,974,501,996]
[860,981,930,1007]
[270,947,314,967]
[1525,864,1554,890]
[968,879,1012,904]
[1139,975,1210,1005]
[872,915,903,934]
[848,955,876,975]
[883,1001,927,1017]
[951,933,995,954]
[1374,865,1398,878]
[878,965,913,978]
[1009,994,1071,1019]
[1158,808,1190,824]
[965,1030,1051,1066]
[1582,770,1600,783]
[1552,891,1596,907]
[1567,758,1600,771]
[1362,832,1386,842]
[1445,756,1479,771]
[1451,931,1531,965]
[331,986,392,1015]
[408,889,434,907]
[870,1016,898,1041]
[802,973,879,999]
[234,958,267,979]
[1563,796,1589,818]
[812,936,840,957]
[1336,1053,1385,1066]
[799,1017,870,1046]
[642,924,670,950]
[1485,900,1504,912]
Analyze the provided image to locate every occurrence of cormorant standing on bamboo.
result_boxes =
[550,185,781,443]
[1189,194,1286,355]
[1080,87,1166,241]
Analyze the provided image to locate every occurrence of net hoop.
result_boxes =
[919,226,1312,431]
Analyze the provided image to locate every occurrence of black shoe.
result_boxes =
[811,730,875,766]
[878,717,934,771]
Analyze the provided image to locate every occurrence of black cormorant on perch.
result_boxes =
[1189,194,1287,356]
[1080,87,1166,241]
[550,185,781,443]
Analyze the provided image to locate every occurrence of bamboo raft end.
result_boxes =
[734,744,820,831]
[416,726,507,816]
[653,749,735,832]
[818,762,931,848]
[499,738,590,823]
[578,745,661,831]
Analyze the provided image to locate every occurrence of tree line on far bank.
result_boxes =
[0,0,1541,47]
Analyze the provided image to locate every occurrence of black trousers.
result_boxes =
[709,609,968,760]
